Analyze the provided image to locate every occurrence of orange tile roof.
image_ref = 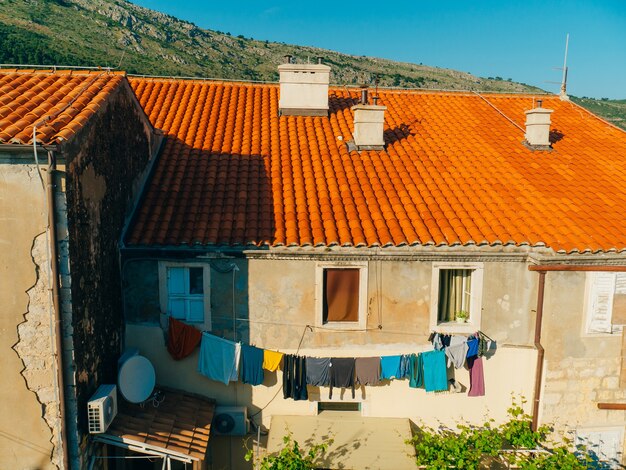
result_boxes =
[0,69,124,145]
[124,78,626,253]
[106,388,215,460]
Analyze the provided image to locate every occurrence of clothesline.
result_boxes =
[193,329,493,399]
[210,314,439,337]
[165,317,493,405]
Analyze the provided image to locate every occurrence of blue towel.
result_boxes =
[422,350,448,392]
[241,344,265,386]
[380,355,403,380]
[466,337,479,358]
[198,333,239,385]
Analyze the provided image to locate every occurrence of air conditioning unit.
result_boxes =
[212,406,249,436]
[88,384,118,434]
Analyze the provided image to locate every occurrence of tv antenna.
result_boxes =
[546,34,570,100]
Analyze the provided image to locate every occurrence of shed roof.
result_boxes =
[103,388,215,461]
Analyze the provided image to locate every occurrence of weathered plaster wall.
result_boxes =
[123,255,538,433]
[60,78,156,464]
[541,271,625,430]
[0,162,58,469]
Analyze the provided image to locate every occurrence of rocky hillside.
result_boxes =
[0,0,623,129]
[0,0,541,92]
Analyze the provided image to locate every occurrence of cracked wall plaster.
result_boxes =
[13,233,63,469]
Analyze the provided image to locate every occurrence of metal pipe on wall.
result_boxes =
[46,150,70,469]
[531,270,546,432]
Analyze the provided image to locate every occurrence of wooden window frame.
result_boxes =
[583,272,626,336]
[158,261,211,330]
[430,262,483,333]
[315,262,368,330]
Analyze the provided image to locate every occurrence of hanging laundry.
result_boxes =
[240,344,264,386]
[445,335,469,369]
[263,349,284,371]
[329,357,356,399]
[282,355,308,400]
[408,353,424,388]
[441,334,452,348]
[431,333,444,351]
[466,336,479,358]
[478,333,488,357]
[306,357,331,386]
[198,333,240,385]
[167,317,202,360]
[422,350,448,392]
[399,354,411,379]
[380,355,403,380]
[355,357,381,386]
[467,356,485,397]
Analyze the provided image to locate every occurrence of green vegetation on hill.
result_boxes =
[571,96,626,131]
[0,0,623,129]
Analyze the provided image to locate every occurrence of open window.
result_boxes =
[316,263,368,329]
[584,272,626,335]
[430,262,483,332]
[158,262,211,329]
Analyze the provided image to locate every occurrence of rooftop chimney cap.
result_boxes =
[284,54,293,64]
[361,88,368,105]
[317,56,323,64]
[524,101,553,149]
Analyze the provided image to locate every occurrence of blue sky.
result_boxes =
[132,1,625,99]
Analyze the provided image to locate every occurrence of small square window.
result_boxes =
[431,262,483,332]
[158,263,211,328]
[316,263,368,329]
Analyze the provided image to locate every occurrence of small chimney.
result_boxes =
[524,100,554,149]
[278,56,330,117]
[360,88,368,105]
[351,99,386,150]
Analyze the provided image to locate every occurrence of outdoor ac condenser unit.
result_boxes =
[88,384,118,434]
[212,406,249,436]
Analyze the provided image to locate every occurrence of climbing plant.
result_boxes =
[410,397,593,469]
[245,433,332,470]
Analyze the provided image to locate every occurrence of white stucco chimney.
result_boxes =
[351,91,386,150]
[524,99,553,148]
[278,56,330,117]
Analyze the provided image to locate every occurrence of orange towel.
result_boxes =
[167,317,202,360]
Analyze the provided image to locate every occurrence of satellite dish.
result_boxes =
[213,413,236,434]
[117,354,155,403]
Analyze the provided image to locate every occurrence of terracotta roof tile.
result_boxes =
[106,388,215,460]
[125,77,626,253]
[0,69,124,145]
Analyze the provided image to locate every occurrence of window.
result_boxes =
[158,262,210,328]
[584,272,626,335]
[316,263,368,329]
[430,262,483,332]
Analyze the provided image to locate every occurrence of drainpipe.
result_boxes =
[531,270,546,432]
[46,149,70,469]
